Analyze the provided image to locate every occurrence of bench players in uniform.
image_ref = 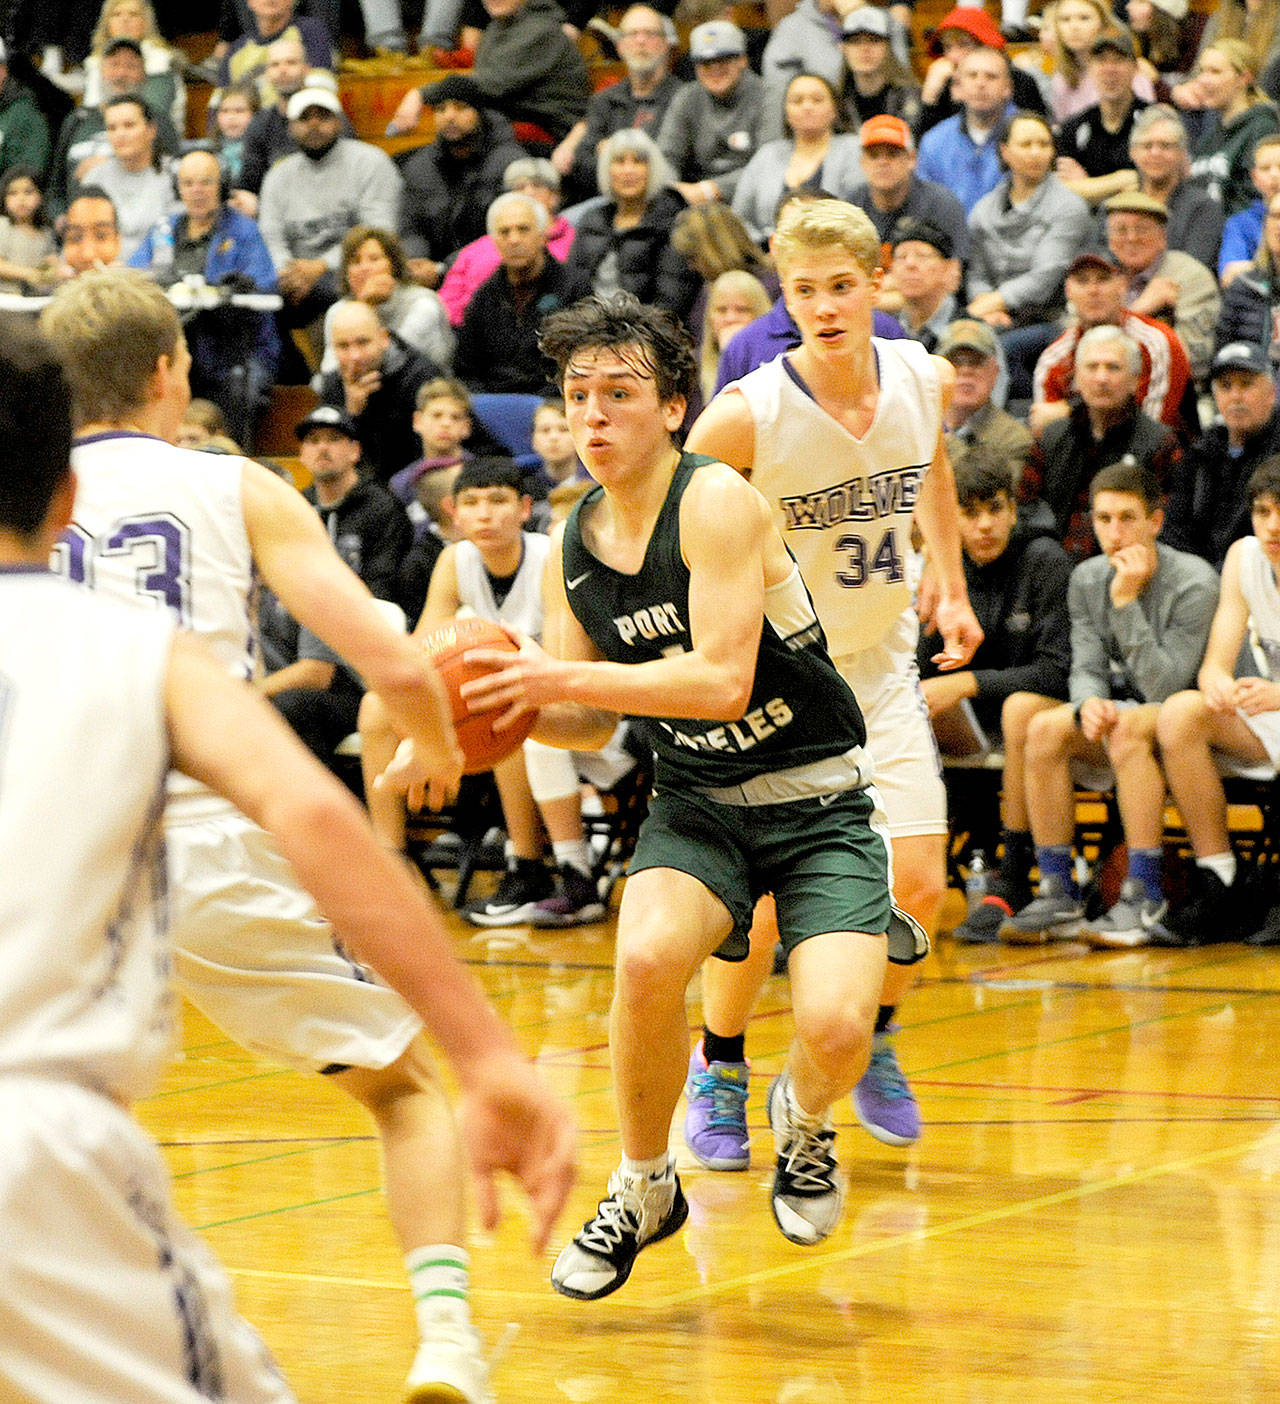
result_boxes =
[38,268,568,1404]
[0,316,573,1403]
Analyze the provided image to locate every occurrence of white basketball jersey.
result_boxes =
[0,571,174,1101]
[732,340,941,655]
[1240,535,1280,678]
[61,432,256,818]
[454,532,551,638]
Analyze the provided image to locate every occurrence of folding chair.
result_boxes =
[404,772,507,908]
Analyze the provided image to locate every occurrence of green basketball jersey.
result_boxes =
[561,453,871,792]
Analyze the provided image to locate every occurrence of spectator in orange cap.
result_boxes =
[848,112,969,257]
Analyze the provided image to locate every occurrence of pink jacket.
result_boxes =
[437,215,577,326]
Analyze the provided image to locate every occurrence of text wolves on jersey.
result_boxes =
[778,464,925,532]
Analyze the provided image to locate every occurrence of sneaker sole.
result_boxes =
[1000,918,1084,944]
[1079,926,1149,949]
[405,1386,471,1404]
[952,923,1003,945]
[770,1186,844,1245]
[463,901,546,928]
[551,1186,689,1302]
[851,1101,918,1147]
[684,1138,750,1172]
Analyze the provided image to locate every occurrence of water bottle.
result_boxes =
[965,849,989,914]
[149,216,174,284]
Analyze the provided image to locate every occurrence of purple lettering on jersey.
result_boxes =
[54,515,191,624]
[106,517,190,620]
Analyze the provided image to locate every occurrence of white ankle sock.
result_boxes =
[552,838,591,876]
[406,1244,470,1334]
[1197,853,1236,887]
[619,1153,672,1182]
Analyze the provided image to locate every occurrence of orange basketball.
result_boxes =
[418,616,537,774]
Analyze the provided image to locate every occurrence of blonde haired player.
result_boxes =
[39,269,566,1404]
[0,317,572,1402]
[683,197,982,1164]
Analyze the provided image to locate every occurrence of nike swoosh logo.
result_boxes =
[566,571,592,589]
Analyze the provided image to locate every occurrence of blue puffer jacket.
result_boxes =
[130,204,280,373]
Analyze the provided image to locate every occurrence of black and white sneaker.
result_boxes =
[551,1164,688,1300]
[530,864,606,927]
[1148,868,1263,947]
[767,1075,844,1245]
[462,861,553,927]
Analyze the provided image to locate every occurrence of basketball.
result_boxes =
[418,616,537,774]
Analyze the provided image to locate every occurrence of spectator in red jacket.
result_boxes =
[1031,247,1196,440]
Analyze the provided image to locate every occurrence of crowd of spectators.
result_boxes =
[6,0,1280,943]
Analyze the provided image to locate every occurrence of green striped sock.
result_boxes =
[406,1244,470,1333]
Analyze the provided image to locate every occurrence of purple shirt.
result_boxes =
[714,296,904,394]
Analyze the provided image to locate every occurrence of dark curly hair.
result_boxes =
[538,292,695,405]
[954,446,1016,510]
[1247,455,1280,508]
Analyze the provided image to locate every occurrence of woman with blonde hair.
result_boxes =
[1193,0,1280,79]
[1188,39,1280,216]
[82,0,184,133]
[670,200,778,376]
[1047,0,1153,122]
[695,269,772,413]
[670,200,773,283]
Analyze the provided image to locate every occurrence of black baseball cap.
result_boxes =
[296,404,362,441]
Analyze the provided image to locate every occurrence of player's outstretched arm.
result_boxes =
[915,359,983,670]
[165,630,576,1250]
[241,460,463,806]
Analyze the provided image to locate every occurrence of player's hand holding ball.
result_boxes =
[417,617,541,773]
[454,623,561,737]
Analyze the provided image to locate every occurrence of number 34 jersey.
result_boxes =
[731,339,941,656]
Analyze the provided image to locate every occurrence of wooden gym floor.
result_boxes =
[141,887,1280,1402]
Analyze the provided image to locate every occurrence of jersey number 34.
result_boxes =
[835,527,904,589]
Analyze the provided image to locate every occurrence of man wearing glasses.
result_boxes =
[1089,104,1223,272]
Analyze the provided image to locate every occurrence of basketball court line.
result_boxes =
[216,1134,1265,1310]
